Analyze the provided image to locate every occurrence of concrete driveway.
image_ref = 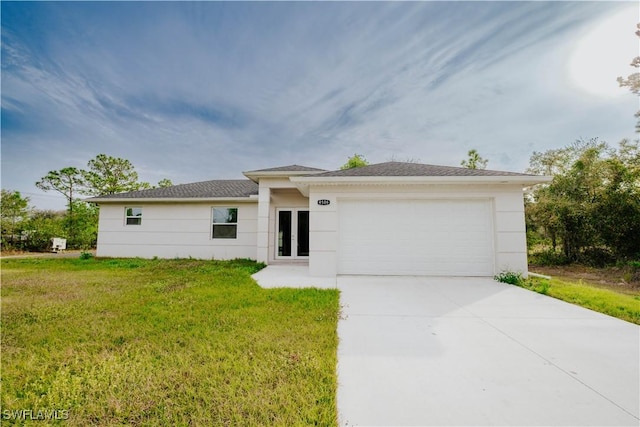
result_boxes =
[337,276,639,426]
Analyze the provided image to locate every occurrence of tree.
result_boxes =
[35,167,83,203]
[1,189,30,248]
[460,149,488,169]
[35,167,84,242]
[340,154,369,170]
[527,138,611,176]
[617,23,640,132]
[592,139,640,258]
[156,178,173,188]
[527,138,640,262]
[81,154,151,196]
[22,210,66,252]
[68,200,99,249]
[388,155,421,163]
[33,154,165,250]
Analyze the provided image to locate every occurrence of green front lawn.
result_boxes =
[522,275,640,325]
[1,258,339,426]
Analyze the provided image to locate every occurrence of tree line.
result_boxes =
[526,138,640,265]
[1,154,171,251]
[458,141,639,265]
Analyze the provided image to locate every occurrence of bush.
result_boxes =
[525,230,547,251]
[529,249,569,266]
[79,251,94,260]
[530,279,550,295]
[620,260,640,284]
[578,247,616,268]
[494,270,524,286]
[503,275,551,295]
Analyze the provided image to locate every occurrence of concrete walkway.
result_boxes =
[252,265,336,289]
[337,276,640,426]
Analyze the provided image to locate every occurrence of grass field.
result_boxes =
[1,258,340,426]
[521,275,640,325]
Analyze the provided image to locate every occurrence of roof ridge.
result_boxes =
[245,164,327,173]
[313,161,536,177]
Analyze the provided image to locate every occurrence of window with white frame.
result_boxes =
[212,207,238,239]
[125,207,143,225]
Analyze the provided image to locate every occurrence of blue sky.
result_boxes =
[2,1,638,210]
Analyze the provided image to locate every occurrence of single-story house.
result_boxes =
[87,162,550,277]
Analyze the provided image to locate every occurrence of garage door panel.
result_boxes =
[339,260,491,276]
[338,199,494,276]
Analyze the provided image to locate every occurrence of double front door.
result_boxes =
[276,209,309,259]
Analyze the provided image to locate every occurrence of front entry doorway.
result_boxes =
[276,209,309,259]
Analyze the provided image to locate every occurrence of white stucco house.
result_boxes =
[87,162,550,277]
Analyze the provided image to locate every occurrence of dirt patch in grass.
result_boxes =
[529,264,640,295]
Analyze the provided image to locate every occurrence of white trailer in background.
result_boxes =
[51,238,67,253]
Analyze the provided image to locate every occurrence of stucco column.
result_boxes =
[256,185,270,263]
[308,189,338,277]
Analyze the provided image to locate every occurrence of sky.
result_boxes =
[1,1,638,210]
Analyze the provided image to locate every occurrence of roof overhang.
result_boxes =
[87,195,258,204]
[289,175,552,196]
[243,170,326,183]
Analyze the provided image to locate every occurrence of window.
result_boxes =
[212,207,238,239]
[125,207,143,225]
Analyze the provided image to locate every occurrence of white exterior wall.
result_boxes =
[307,184,529,277]
[256,186,270,263]
[96,202,258,259]
[309,190,338,277]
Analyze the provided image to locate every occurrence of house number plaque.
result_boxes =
[317,199,331,206]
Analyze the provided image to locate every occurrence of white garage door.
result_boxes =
[338,199,494,276]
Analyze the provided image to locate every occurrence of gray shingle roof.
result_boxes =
[88,179,258,199]
[245,164,327,173]
[88,162,540,202]
[313,162,535,177]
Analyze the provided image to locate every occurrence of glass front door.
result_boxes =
[277,209,309,258]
